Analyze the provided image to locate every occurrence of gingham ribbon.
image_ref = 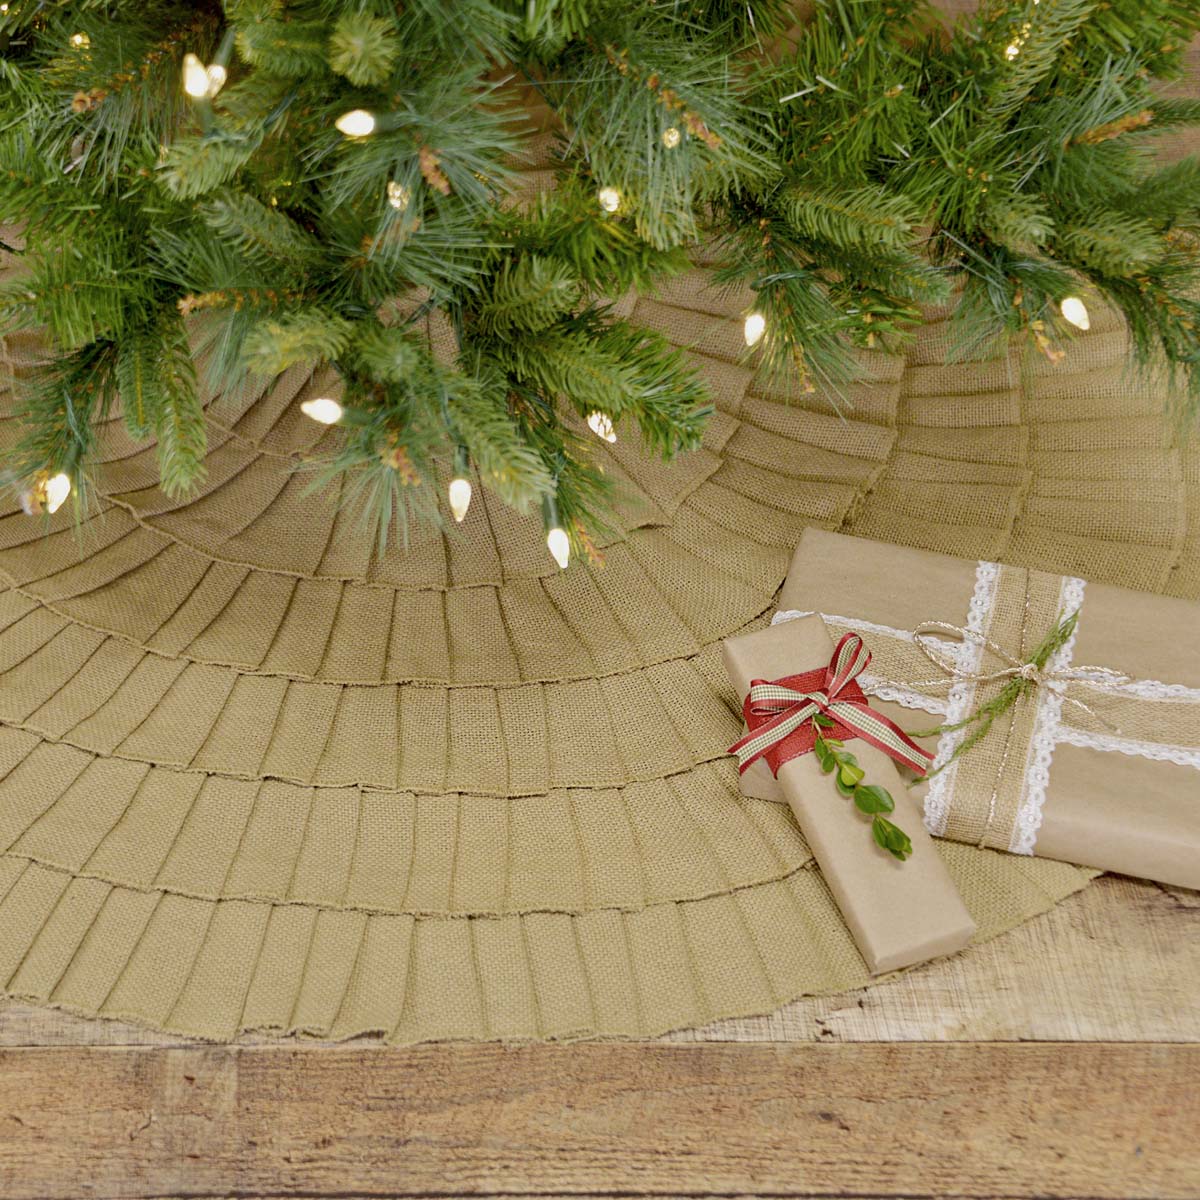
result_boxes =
[729,632,934,778]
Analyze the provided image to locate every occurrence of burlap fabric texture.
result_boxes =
[1,204,1198,1040]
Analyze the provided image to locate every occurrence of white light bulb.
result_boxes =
[1004,42,1020,60]
[300,397,344,425]
[662,127,681,149]
[387,180,411,211]
[182,52,209,97]
[336,109,376,138]
[44,473,71,514]
[547,526,570,570]
[70,32,89,48]
[1060,296,1090,331]
[597,187,621,214]
[743,312,766,347]
[448,476,472,523]
[587,411,617,443]
[206,63,228,97]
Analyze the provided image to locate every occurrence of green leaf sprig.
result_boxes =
[909,611,1079,779]
[812,714,913,862]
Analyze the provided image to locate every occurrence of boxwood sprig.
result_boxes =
[811,714,912,862]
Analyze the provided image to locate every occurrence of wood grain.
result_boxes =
[1,1042,1196,1200]
[3,875,1195,1047]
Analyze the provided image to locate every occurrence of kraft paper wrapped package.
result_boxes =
[722,615,976,974]
[742,529,1200,890]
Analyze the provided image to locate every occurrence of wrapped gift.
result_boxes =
[744,529,1200,889]
[723,615,976,974]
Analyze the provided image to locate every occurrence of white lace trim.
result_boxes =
[1067,673,1200,703]
[923,561,1000,837]
[1009,576,1086,855]
[857,674,949,716]
[771,609,964,667]
[1054,725,1200,769]
[772,608,917,641]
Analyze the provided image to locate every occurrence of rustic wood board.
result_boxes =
[3,876,1196,1047]
[2,1042,1196,1200]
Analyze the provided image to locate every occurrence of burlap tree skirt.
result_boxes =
[1,235,1195,1041]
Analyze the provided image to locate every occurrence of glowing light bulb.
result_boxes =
[547,526,570,569]
[1060,296,1090,331]
[1005,42,1020,60]
[1,5,10,14]
[300,397,344,425]
[662,127,681,149]
[44,473,71,514]
[448,476,472,523]
[70,32,89,48]
[587,411,617,443]
[387,180,411,210]
[206,63,228,96]
[182,53,210,98]
[336,109,376,138]
[743,312,766,347]
[597,186,621,213]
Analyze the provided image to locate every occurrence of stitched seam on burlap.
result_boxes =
[164,773,266,1029]
[0,851,823,924]
[1,708,753,796]
[0,569,778,687]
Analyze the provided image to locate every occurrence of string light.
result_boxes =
[662,127,681,149]
[1060,296,1090,331]
[543,495,569,569]
[44,473,71,513]
[22,471,71,516]
[70,32,89,48]
[206,63,228,97]
[587,411,617,443]
[743,312,766,347]
[597,187,621,214]
[387,180,411,211]
[448,447,472,522]
[336,109,376,138]
[448,477,472,522]
[547,527,570,569]
[300,397,344,425]
[182,52,210,98]
[1004,41,1020,59]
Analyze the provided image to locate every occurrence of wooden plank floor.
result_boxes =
[2,1043,1197,1200]
[2,876,1197,1199]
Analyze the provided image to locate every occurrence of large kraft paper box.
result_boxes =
[723,614,976,974]
[739,530,1200,889]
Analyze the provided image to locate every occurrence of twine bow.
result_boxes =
[729,632,933,778]
[902,611,1131,775]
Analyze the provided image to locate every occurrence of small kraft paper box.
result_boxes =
[743,529,1200,889]
[723,615,976,974]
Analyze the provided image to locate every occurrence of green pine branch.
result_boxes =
[474,255,581,335]
[3,0,1200,545]
[242,310,354,376]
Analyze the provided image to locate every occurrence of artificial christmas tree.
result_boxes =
[1,0,1197,558]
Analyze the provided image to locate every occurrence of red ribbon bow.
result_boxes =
[728,632,933,778]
